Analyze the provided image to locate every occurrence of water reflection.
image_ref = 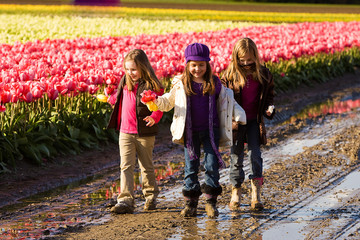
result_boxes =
[286,98,360,123]
[0,161,184,240]
[82,161,184,204]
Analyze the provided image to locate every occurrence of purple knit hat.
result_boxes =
[184,43,211,63]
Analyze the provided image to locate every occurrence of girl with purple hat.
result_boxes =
[143,43,246,218]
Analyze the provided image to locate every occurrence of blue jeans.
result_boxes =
[183,128,220,192]
[230,120,263,187]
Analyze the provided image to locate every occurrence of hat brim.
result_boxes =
[186,56,211,63]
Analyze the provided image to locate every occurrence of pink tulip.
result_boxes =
[66,80,77,92]
[88,84,99,94]
[0,21,359,105]
[23,92,33,103]
[0,105,5,112]
[103,60,113,70]
[31,86,43,99]
[47,88,59,100]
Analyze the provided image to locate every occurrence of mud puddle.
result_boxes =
[1,88,360,240]
[0,160,184,239]
[261,168,360,240]
[164,102,360,239]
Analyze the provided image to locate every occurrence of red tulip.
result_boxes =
[0,91,11,104]
[140,90,157,103]
[77,82,89,92]
[104,85,116,96]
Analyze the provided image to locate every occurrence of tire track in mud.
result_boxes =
[302,173,360,240]
[162,110,360,239]
[241,113,360,239]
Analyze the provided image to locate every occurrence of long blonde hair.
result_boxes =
[222,38,264,92]
[181,61,215,96]
[123,49,163,92]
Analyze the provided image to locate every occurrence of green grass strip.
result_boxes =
[1,4,359,22]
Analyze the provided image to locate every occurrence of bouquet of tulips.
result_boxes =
[140,90,158,111]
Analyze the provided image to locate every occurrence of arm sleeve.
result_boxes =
[150,88,164,123]
[154,85,177,112]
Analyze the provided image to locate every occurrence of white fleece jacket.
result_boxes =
[155,76,246,147]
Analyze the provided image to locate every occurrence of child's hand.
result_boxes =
[143,116,155,127]
[266,105,274,116]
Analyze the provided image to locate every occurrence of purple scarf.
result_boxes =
[185,94,226,169]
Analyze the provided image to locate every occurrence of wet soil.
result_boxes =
[1,70,359,240]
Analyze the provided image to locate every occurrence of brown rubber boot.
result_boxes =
[180,198,198,217]
[251,178,264,210]
[229,186,241,211]
[144,198,157,211]
[110,201,135,214]
[205,199,219,218]
[201,184,222,218]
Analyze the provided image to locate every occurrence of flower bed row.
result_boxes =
[1,21,359,96]
[2,4,360,23]
[0,21,359,170]
[0,13,272,44]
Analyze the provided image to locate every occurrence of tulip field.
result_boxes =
[0,4,360,171]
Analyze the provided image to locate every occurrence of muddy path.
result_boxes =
[1,70,360,240]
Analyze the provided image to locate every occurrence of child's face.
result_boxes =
[125,60,141,82]
[189,61,207,80]
[238,52,255,70]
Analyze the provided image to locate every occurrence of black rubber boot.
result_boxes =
[180,189,202,217]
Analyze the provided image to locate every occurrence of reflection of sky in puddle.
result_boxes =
[262,222,306,240]
[82,161,184,204]
[261,170,360,239]
[0,162,184,240]
[278,139,324,156]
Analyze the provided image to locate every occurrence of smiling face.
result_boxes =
[189,61,207,82]
[125,60,141,82]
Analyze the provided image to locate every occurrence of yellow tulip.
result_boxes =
[96,94,108,103]
[146,101,158,112]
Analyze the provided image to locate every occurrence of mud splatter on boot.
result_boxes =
[229,186,241,211]
[251,178,264,211]
[201,184,222,218]
[180,189,201,217]
[180,198,198,217]
[205,198,219,218]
